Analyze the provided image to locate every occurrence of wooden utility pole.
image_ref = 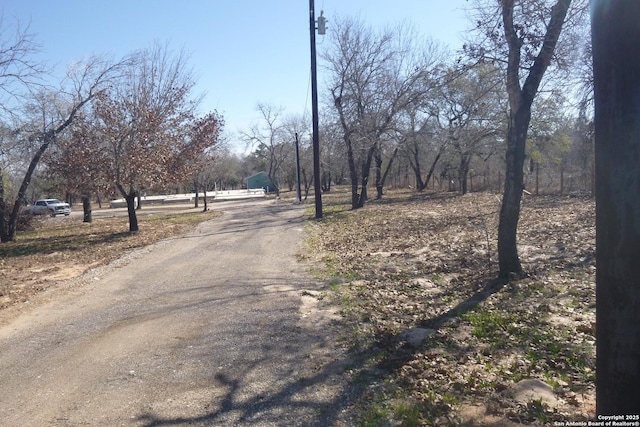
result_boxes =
[295,132,302,202]
[592,0,640,414]
[309,0,323,218]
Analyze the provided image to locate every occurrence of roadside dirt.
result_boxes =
[0,199,351,426]
[307,190,596,425]
[0,204,214,314]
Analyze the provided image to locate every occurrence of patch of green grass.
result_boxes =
[327,278,344,290]
[305,202,351,220]
[359,406,390,427]
[430,272,445,285]
[464,309,518,343]
[519,399,553,424]
[393,401,422,426]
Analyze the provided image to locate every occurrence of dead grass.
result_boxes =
[0,208,221,310]
[306,187,596,426]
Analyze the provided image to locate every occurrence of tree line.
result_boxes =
[0,2,592,246]
[0,34,224,240]
[241,1,591,280]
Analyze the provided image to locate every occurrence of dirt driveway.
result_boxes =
[0,199,348,426]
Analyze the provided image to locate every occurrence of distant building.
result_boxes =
[246,171,276,193]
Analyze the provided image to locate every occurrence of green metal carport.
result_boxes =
[246,172,276,193]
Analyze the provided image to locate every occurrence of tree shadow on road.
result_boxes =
[135,356,354,426]
[132,275,510,427]
[134,321,357,427]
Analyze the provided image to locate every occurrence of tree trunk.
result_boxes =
[496,0,570,279]
[82,195,92,223]
[118,184,139,233]
[379,147,398,197]
[592,0,640,413]
[302,168,311,200]
[374,147,398,200]
[559,156,565,195]
[424,150,443,192]
[346,137,360,210]
[356,144,377,209]
[126,192,139,233]
[408,153,425,191]
[269,172,280,197]
[194,178,199,208]
[7,133,54,241]
[459,156,470,195]
[322,171,332,192]
[375,153,383,200]
[357,182,368,208]
[201,185,208,212]
[415,170,426,191]
[0,167,8,242]
[497,111,529,279]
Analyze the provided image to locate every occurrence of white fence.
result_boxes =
[210,189,266,200]
[109,189,266,208]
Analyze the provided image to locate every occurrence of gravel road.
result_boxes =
[0,199,350,426]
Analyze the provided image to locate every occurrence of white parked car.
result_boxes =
[26,199,71,217]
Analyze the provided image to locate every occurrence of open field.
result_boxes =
[305,188,596,425]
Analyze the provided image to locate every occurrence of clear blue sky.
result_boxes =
[2,1,469,148]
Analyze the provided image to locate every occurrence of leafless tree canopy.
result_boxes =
[0,16,48,117]
[322,16,446,208]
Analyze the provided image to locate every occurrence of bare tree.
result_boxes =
[431,63,505,194]
[0,55,124,241]
[188,112,225,210]
[279,113,310,193]
[0,17,47,116]
[242,103,289,195]
[0,17,45,240]
[324,18,437,209]
[466,0,588,278]
[319,111,347,192]
[191,151,217,212]
[525,95,573,194]
[208,147,243,191]
[373,139,398,199]
[396,105,447,191]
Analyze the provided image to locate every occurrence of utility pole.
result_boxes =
[592,0,640,414]
[295,132,302,202]
[309,0,324,218]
